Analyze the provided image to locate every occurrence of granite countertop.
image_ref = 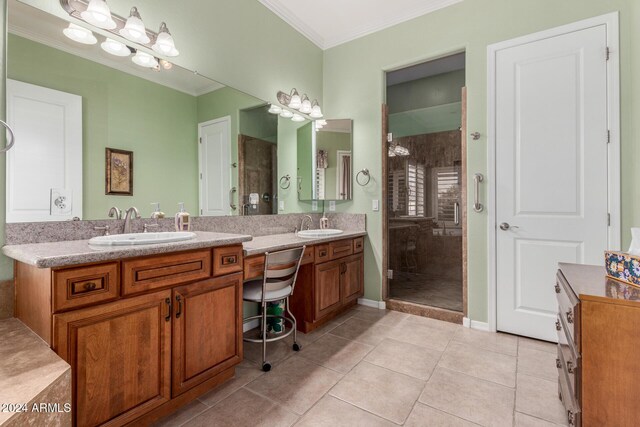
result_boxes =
[243,230,367,257]
[2,231,252,269]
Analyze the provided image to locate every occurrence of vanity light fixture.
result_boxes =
[152,23,179,57]
[81,0,117,29]
[101,38,131,56]
[120,7,150,44]
[276,88,322,119]
[132,50,158,68]
[268,104,282,114]
[288,89,302,109]
[279,109,294,119]
[299,95,312,114]
[309,100,323,119]
[63,22,97,45]
[291,114,305,122]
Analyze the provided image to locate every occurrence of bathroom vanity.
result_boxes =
[4,232,251,426]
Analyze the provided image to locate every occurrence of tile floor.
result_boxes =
[390,271,463,312]
[155,305,567,427]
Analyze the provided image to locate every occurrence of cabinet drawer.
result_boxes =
[122,250,212,295]
[244,255,266,281]
[213,245,243,277]
[315,245,330,263]
[558,347,581,426]
[353,237,364,253]
[557,344,580,403]
[556,271,580,351]
[329,239,353,260]
[301,246,315,265]
[53,263,119,312]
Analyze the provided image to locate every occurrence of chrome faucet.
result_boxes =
[299,215,313,232]
[123,207,141,234]
[108,206,122,219]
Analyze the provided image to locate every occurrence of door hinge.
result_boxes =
[608,213,611,226]
[387,133,393,143]
[607,130,611,144]
[606,47,611,61]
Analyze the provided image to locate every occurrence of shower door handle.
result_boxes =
[454,202,460,225]
[473,173,484,213]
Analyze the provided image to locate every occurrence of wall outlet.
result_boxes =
[372,199,379,212]
[279,201,285,211]
[50,188,72,215]
[329,201,336,211]
[312,201,318,211]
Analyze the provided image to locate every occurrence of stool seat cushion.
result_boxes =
[243,280,292,302]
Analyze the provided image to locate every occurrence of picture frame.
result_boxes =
[105,148,133,195]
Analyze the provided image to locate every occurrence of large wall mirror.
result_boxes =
[5,0,343,223]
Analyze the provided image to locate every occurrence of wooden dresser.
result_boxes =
[555,263,640,427]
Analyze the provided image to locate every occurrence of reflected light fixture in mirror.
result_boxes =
[292,113,305,122]
[81,0,116,29]
[268,104,282,114]
[152,22,179,57]
[101,38,131,56]
[63,23,97,44]
[309,100,323,118]
[120,7,150,44]
[132,50,158,68]
[280,109,294,118]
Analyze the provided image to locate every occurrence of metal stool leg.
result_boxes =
[261,304,271,372]
[286,297,301,352]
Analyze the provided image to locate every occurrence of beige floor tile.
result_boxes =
[364,338,441,380]
[517,347,558,381]
[246,356,342,415]
[329,317,394,346]
[452,328,519,356]
[515,374,567,425]
[419,367,515,426]
[405,403,481,427]
[390,319,456,351]
[518,337,556,354]
[198,360,265,406]
[185,388,298,427]
[243,331,298,367]
[403,313,463,333]
[296,395,395,427]
[438,341,517,387]
[299,334,373,373]
[351,308,409,327]
[515,412,567,426]
[329,361,425,424]
[153,399,208,427]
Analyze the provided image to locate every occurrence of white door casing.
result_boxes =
[487,13,620,341]
[198,117,231,216]
[6,79,83,222]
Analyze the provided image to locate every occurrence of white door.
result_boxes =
[6,79,82,222]
[494,23,615,341]
[199,117,231,216]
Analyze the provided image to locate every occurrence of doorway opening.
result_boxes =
[384,52,467,318]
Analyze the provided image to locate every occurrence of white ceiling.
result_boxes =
[259,0,463,50]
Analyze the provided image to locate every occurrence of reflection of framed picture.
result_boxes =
[105,148,133,195]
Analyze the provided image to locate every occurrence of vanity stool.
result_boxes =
[243,246,305,371]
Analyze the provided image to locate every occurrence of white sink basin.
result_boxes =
[89,231,196,246]
[297,229,344,239]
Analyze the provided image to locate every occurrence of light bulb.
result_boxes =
[160,59,173,70]
[289,91,301,109]
[101,38,131,56]
[280,110,294,118]
[63,23,97,45]
[81,0,116,29]
[120,7,150,44]
[152,23,179,57]
[309,104,323,119]
[132,50,159,68]
[299,97,312,114]
[268,104,282,114]
[291,114,305,122]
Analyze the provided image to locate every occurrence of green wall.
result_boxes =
[8,34,198,219]
[323,0,640,322]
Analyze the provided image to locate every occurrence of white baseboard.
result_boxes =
[243,319,260,332]
[463,317,490,332]
[357,298,386,309]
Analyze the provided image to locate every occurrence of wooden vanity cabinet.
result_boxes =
[313,253,364,321]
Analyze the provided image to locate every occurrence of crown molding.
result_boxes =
[259,0,463,50]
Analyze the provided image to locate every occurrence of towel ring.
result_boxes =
[279,175,291,189]
[356,169,371,186]
[0,120,15,153]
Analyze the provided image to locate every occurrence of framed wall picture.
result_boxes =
[105,148,133,195]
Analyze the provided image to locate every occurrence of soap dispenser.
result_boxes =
[320,211,329,230]
[175,203,191,231]
[150,202,165,219]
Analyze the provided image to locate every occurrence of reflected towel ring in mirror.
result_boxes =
[279,175,291,189]
[0,120,16,153]
[356,169,371,186]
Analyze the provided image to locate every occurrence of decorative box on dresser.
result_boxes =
[555,263,640,427]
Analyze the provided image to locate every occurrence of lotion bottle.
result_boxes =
[150,202,165,219]
[175,202,191,231]
[320,211,329,230]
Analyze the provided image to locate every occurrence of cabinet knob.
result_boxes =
[566,309,574,324]
[84,282,97,291]
[555,320,562,331]
[556,358,562,369]
[555,283,561,293]
[567,361,575,374]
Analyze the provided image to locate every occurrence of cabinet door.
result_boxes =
[54,290,171,427]
[314,260,342,320]
[172,273,242,396]
[342,254,364,305]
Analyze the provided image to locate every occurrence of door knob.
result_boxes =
[499,223,519,231]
